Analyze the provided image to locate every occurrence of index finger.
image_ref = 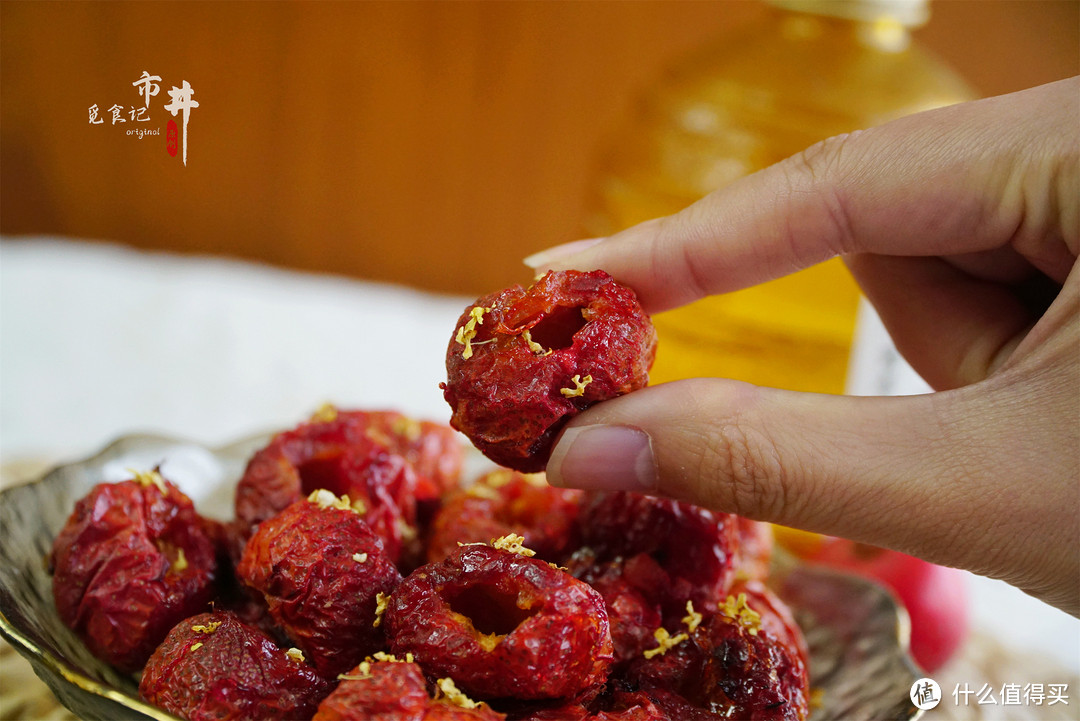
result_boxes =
[526,78,1077,314]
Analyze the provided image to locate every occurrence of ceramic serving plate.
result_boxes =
[0,434,924,720]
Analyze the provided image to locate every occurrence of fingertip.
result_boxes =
[545,424,657,492]
[545,430,571,488]
[523,237,606,271]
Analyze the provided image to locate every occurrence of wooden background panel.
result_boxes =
[1,1,1076,296]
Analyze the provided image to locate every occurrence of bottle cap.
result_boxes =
[766,0,930,28]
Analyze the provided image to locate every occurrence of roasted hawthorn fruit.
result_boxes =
[505,703,591,721]
[313,657,431,721]
[385,542,613,700]
[424,706,509,720]
[234,407,432,565]
[732,579,810,666]
[590,689,679,721]
[565,549,665,668]
[139,611,331,721]
[426,469,583,564]
[50,470,217,673]
[508,703,592,721]
[578,492,738,617]
[624,591,809,721]
[506,689,711,721]
[441,269,656,472]
[237,492,402,679]
[635,690,722,721]
[695,599,810,720]
[315,657,507,721]
[363,408,465,495]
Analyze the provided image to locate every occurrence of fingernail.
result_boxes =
[547,424,657,492]
[523,238,605,270]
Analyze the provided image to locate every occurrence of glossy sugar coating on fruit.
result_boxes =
[386,543,613,700]
[237,495,402,679]
[139,611,331,721]
[51,473,218,673]
[442,270,656,472]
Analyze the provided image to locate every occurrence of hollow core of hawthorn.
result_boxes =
[385,544,613,700]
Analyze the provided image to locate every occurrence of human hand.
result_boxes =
[526,78,1079,614]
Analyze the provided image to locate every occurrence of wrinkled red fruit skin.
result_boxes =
[625,602,810,721]
[234,413,425,564]
[507,689,712,721]
[423,704,508,720]
[441,270,657,472]
[733,580,810,665]
[51,478,217,673]
[638,689,722,721]
[139,611,331,721]
[578,492,738,616]
[509,704,591,721]
[313,660,431,721]
[386,545,613,700]
[363,409,465,495]
[314,659,508,721]
[696,611,810,721]
[427,469,583,564]
[237,498,402,679]
[566,550,664,668]
[591,690,674,721]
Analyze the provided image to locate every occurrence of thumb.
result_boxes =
[547,380,943,547]
[545,377,1078,612]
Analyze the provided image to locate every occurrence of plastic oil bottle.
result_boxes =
[585,0,975,393]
